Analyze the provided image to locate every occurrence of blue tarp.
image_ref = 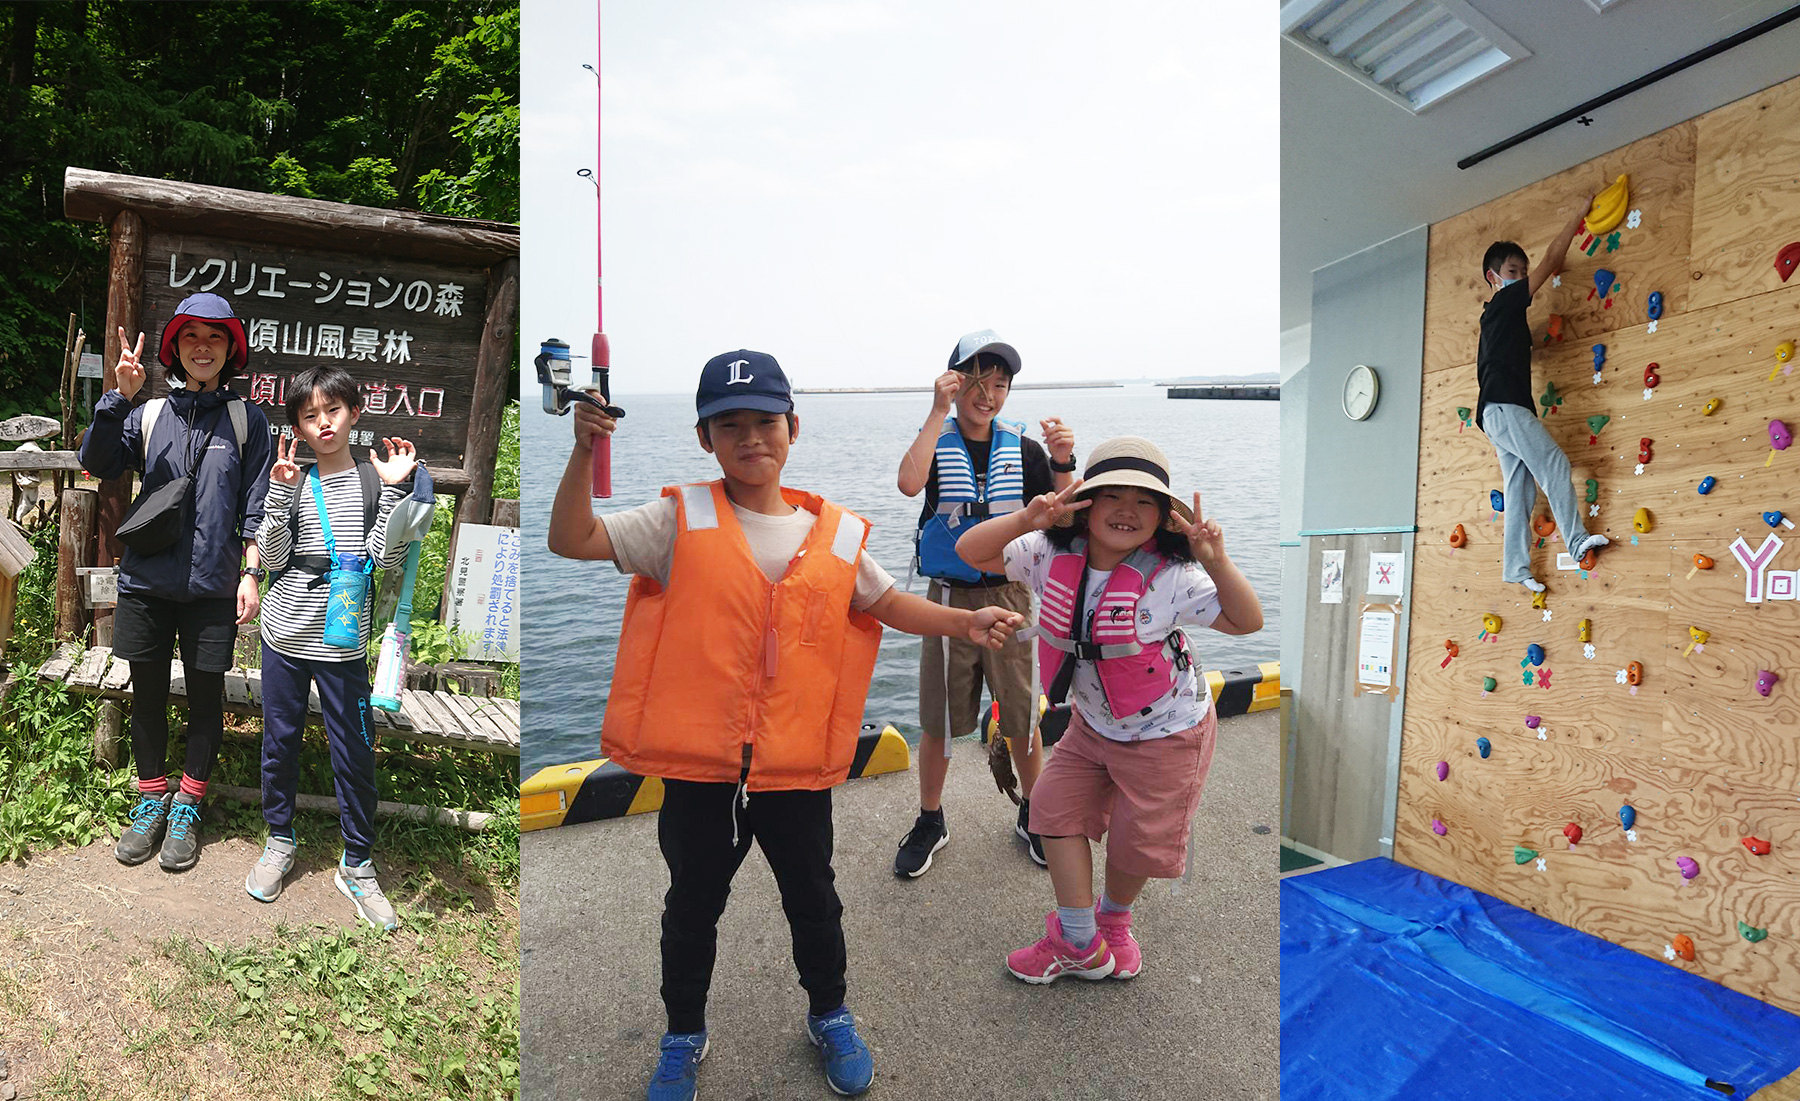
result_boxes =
[1282,858,1800,1100]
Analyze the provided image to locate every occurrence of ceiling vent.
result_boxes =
[1281,0,1531,114]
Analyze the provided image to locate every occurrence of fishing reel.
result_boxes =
[536,337,624,419]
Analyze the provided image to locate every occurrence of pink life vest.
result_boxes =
[1035,539,1184,719]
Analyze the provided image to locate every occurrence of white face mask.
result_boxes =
[1499,277,1521,288]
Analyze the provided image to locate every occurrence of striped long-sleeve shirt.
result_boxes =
[258,466,407,662]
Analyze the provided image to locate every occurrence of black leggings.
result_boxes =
[128,660,225,785]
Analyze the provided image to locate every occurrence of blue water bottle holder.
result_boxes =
[310,466,374,649]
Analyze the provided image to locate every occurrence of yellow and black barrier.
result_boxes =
[522,662,1279,831]
[520,723,911,832]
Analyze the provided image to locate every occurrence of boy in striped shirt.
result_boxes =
[247,366,418,930]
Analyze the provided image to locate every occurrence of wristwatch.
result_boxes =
[241,565,267,581]
[1050,456,1079,473]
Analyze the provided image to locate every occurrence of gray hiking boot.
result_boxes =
[245,835,298,902]
[334,858,399,931]
[158,793,203,871]
[115,792,172,865]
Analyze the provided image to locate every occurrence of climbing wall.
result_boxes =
[1399,76,1800,1014]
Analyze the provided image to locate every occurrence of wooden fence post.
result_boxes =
[56,487,96,641]
[93,613,123,767]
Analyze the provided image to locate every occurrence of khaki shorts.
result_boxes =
[1027,705,1218,879]
[918,579,1037,742]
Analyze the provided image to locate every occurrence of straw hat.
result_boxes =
[1056,436,1193,529]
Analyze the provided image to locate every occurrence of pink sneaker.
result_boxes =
[1095,909,1141,979]
[1006,913,1115,984]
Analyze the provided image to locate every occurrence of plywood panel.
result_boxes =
[1401,73,1800,1016]
[1692,77,1800,312]
[1424,124,1697,376]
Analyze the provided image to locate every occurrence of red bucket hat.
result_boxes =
[158,292,249,375]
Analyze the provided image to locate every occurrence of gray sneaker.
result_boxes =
[115,793,172,865]
[245,835,298,902]
[158,793,203,871]
[334,859,399,931]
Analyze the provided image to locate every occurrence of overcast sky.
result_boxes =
[521,0,1275,395]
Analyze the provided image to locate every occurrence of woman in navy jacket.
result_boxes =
[80,292,273,872]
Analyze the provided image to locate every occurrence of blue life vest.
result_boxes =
[917,417,1026,581]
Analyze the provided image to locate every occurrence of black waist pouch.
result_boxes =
[115,474,192,554]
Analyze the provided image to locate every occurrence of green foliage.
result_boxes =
[0,0,520,416]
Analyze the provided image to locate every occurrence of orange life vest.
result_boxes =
[601,481,884,790]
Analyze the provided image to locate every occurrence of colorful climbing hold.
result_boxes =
[1778,242,1800,283]
[1693,554,1714,571]
[1620,804,1637,831]
[1586,416,1608,445]
[1441,640,1460,669]
[1676,856,1699,880]
[1563,822,1582,846]
[1647,291,1663,320]
[1672,934,1695,961]
[1524,715,1541,729]
[1547,314,1565,343]
[1482,613,1502,636]
[1540,380,1563,416]
[1592,344,1607,371]
[1685,626,1709,656]
[1432,819,1448,836]
[1643,362,1660,389]
[1435,761,1449,782]
[1449,524,1467,548]
[1699,476,1716,495]
[1491,490,1504,513]
[1594,268,1616,299]
[1740,921,1769,943]
[1580,546,1599,571]
[1476,737,1491,758]
[1771,420,1792,450]
[1456,406,1472,430]
[1743,836,1772,855]
[1703,397,1721,416]
[1766,511,1787,529]
[1524,644,1544,667]
[1633,507,1652,534]
[1514,845,1538,865]
[1585,478,1599,503]
[1531,590,1548,611]
[1627,661,1644,686]
[1757,669,1779,697]
[1482,676,1498,693]
[1533,514,1556,538]
[1578,619,1592,643]
[1639,438,1654,465]
[1779,341,1795,364]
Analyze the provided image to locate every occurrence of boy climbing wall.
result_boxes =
[1476,197,1610,592]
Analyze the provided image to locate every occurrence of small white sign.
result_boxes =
[78,353,104,379]
[1358,610,1396,688]
[445,524,520,662]
[1320,549,1345,605]
[1367,552,1405,596]
[78,566,118,608]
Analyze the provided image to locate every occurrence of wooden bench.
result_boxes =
[35,641,518,756]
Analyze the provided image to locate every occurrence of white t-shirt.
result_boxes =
[600,495,895,612]
[1004,530,1222,741]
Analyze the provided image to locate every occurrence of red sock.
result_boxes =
[138,776,169,795]
[178,774,207,799]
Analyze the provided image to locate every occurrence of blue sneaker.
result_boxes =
[646,1030,708,1101]
[805,1006,874,1096]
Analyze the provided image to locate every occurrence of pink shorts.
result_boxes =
[1027,706,1217,879]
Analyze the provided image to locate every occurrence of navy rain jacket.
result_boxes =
[81,387,273,601]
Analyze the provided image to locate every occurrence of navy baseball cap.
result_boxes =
[696,350,794,419]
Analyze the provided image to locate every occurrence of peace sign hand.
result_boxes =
[270,432,303,486]
[1174,491,1226,569]
[370,437,419,484]
[1022,479,1090,530]
[115,327,147,401]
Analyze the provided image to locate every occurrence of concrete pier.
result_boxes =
[521,709,1279,1100]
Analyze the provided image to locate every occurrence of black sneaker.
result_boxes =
[115,792,172,865]
[1016,800,1047,867]
[893,811,948,878]
[159,793,203,871]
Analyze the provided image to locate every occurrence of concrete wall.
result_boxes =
[1283,227,1428,859]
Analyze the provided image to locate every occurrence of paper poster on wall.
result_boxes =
[1367,552,1405,596]
[1320,549,1345,604]
[1354,600,1402,697]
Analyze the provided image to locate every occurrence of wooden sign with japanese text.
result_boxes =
[142,232,488,467]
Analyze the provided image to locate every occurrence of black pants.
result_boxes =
[114,591,236,786]
[658,781,847,1034]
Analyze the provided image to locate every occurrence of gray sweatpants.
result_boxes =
[1481,402,1595,583]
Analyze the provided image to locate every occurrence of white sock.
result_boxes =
[1520,576,1546,592]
